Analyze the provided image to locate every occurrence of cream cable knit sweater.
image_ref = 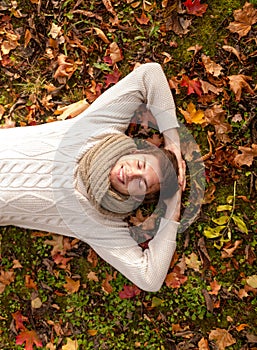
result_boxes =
[0,63,180,292]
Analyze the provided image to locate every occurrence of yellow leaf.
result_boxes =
[246,275,257,288]
[232,215,248,234]
[212,216,229,225]
[203,226,225,239]
[216,205,233,212]
[151,297,164,308]
[62,338,78,350]
[87,329,98,336]
[179,102,205,124]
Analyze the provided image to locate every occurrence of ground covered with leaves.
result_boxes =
[0,0,257,349]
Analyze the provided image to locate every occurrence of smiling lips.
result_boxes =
[118,166,125,184]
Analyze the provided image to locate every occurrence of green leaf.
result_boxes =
[217,205,233,212]
[212,216,229,225]
[151,297,164,308]
[226,195,234,204]
[232,215,248,234]
[203,226,226,239]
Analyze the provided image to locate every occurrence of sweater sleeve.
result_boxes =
[80,63,179,134]
[88,218,179,292]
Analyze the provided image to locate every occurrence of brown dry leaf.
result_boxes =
[209,328,236,350]
[108,42,123,64]
[160,12,192,36]
[185,252,201,272]
[102,0,117,17]
[169,76,181,94]
[87,248,98,267]
[45,234,65,256]
[221,240,242,258]
[63,276,80,294]
[209,279,221,295]
[102,272,113,294]
[199,80,223,95]
[228,74,254,101]
[0,269,15,293]
[12,259,22,269]
[87,271,99,282]
[234,144,257,167]
[187,44,202,55]
[165,266,187,289]
[49,23,62,39]
[222,45,246,62]
[56,99,90,120]
[201,54,223,77]
[53,54,79,83]
[93,27,110,44]
[25,275,37,290]
[136,11,150,25]
[237,288,249,299]
[0,105,5,118]
[198,337,210,350]
[204,104,232,142]
[179,102,205,125]
[1,32,20,55]
[227,2,257,39]
[24,29,32,48]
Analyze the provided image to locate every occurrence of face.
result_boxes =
[109,153,162,197]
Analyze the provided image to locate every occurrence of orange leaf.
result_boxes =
[102,272,113,294]
[179,102,205,125]
[136,12,150,25]
[12,311,29,331]
[236,323,249,332]
[25,275,37,290]
[209,279,221,295]
[198,337,210,350]
[87,248,98,267]
[227,2,257,39]
[63,277,80,294]
[16,329,42,350]
[165,266,187,289]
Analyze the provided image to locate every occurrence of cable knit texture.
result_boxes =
[0,63,179,291]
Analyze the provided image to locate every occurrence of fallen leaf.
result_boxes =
[61,338,78,350]
[16,329,43,350]
[209,279,221,295]
[179,102,205,124]
[0,269,15,293]
[204,104,232,141]
[119,284,141,299]
[246,275,257,288]
[53,54,80,84]
[209,328,236,350]
[87,248,98,267]
[49,23,62,39]
[180,75,203,96]
[93,27,110,44]
[107,42,123,64]
[198,337,210,350]
[185,252,201,271]
[104,68,121,88]
[165,266,187,288]
[87,329,98,336]
[221,240,242,259]
[201,54,223,77]
[87,271,99,282]
[234,144,257,167]
[25,275,37,290]
[12,311,29,331]
[160,12,192,36]
[236,324,249,332]
[102,272,113,294]
[184,0,208,16]
[228,74,254,101]
[222,45,245,62]
[63,276,80,294]
[232,216,248,234]
[199,80,223,95]
[31,297,42,309]
[136,11,150,25]
[227,2,257,39]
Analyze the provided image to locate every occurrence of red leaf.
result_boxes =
[119,285,141,299]
[12,311,29,331]
[165,266,188,289]
[180,75,203,96]
[104,69,121,88]
[184,0,208,17]
[16,330,43,350]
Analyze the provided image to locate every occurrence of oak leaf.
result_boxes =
[63,276,80,294]
[180,75,203,96]
[16,330,43,350]
[62,338,78,350]
[184,0,208,16]
[234,144,257,167]
[228,74,254,101]
[209,328,236,350]
[201,54,223,77]
[227,2,257,39]
[119,285,141,299]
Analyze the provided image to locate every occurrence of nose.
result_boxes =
[126,168,142,181]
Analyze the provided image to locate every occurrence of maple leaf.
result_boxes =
[185,252,201,271]
[204,104,232,142]
[53,54,79,84]
[85,80,103,103]
[209,279,221,295]
[63,276,80,294]
[119,285,141,299]
[87,248,98,267]
[201,54,223,77]
[198,337,210,350]
[104,68,121,88]
[234,144,257,167]
[180,75,203,96]
[184,0,208,17]
[16,329,43,350]
[228,74,254,101]
[102,272,113,294]
[179,102,205,125]
[104,42,123,64]
[12,311,29,331]
[227,2,257,39]
[44,235,65,256]
[165,266,187,288]
[209,328,236,350]
[61,338,78,350]
[0,268,15,293]
[136,11,150,25]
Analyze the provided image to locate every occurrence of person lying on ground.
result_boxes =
[0,62,185,292]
